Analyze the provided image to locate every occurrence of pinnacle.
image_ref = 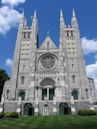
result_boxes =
[32,10,37,24]
[34,10,37,18]
[60,9,65,25]
[71,8,78,27]
[60,9,63,17]
[73,8,76,17]
[21,11,25,19]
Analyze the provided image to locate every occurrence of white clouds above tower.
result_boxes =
[0,0,27,34]
[1,0,26,7]
[0,6,21,34]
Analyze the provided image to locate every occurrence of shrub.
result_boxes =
[10,112,19,118]
[4,112,11,118]
[4,112,19,118]
[78,109,96,116]
[0,113,4,119]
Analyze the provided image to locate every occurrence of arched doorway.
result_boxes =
[59,103,71,115]
[24,103,34,116]
[40,78,55,100]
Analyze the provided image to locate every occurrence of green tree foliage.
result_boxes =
[0,69,10,101]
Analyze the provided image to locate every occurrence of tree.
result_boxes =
[0,69,10,101]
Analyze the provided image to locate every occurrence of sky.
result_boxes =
[0,0,97,87]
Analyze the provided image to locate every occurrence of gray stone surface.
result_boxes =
[1,9,97,115]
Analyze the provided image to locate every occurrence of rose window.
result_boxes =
[40,54,56,70]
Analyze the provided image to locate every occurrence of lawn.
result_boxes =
[0,115,97,129]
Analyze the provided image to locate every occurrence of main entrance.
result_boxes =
[59,103,71,115]
[24,103,34,116]
[40,78,55,101]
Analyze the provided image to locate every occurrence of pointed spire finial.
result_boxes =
[21,10,24,19]
[60,9,65,28]
[73,8,76,17]
[60,9,63,17]
[32,10,37,24]
[71,8,78,27]
[60,9,64,22]
[34,10,37,18]
[19,10,26,27]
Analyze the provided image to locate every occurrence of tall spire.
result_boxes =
[60,9,66,49]
[19,11,26,27]
[32,10,38,48]
[34,10,36,18]
[73,8,76,17]
[71,8,78,27]
[21,11,24,19]
[60,9,65,27]
[32,10,37,23]
[32,10,38,31]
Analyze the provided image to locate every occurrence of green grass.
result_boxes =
[0,115,97,129]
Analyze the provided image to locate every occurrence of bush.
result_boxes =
[4,112,19,118]
[78,109,96,116]
[0,113,4,119]
[4,112,11,118]
[10,112,19,118]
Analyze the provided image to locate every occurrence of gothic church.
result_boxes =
[0,9,97,116]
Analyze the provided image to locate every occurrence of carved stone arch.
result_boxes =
[59,103,71,115]
[23,103,34,116]
[40,78,55,101]
[40,77,55,87]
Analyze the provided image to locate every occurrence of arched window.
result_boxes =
[85,89,89,98]
[67,31,69,37]
[71,31,74,38]
[18,90,25,100]
[21,76,25,84]
[7,90,9,99]
[72,75,76,84]
[71,89,79,100]
[23,65,25,71]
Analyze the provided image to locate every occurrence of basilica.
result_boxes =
[0,9,97,116]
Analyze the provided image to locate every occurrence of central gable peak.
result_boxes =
[40,36,57,49]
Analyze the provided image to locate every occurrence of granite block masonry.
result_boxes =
[1,9,97,116]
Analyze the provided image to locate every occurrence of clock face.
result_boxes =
[40,53,56,70]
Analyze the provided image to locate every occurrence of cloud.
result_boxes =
[0,6,21,34]
[86,62,97,88]
[1,0,26,7]
[82,37,97,55]
[94,54,97,59]
[5,58,13,67]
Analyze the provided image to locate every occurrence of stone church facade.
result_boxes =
[0,9,97,116]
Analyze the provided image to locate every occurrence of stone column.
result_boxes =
[34,97,39,116]
[16,97,21,116]
[43,97,49,116]
[53,97,57,115]
[71,96,76,115]
[47,88,49,100]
